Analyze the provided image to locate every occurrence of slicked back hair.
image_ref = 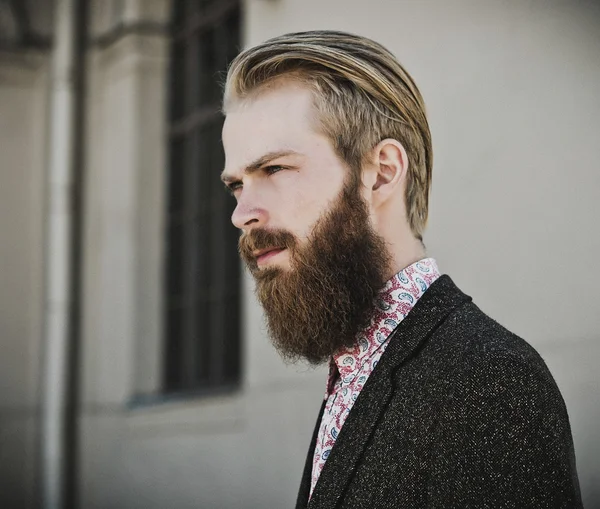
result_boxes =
[223,30,433,240]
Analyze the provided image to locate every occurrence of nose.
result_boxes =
[231,199,268,231]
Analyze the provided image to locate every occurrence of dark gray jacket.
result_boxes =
[296,275,582,508]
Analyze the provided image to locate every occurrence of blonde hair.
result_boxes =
[223,30,433,240]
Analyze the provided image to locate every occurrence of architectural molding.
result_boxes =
[89,20,167,51]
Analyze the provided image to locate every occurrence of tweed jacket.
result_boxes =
[296,275,582,509]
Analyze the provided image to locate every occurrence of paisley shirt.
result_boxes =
[310,258,441,497]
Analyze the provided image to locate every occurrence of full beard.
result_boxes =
[239,181,391,365]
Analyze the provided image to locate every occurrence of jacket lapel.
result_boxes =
[306,275,471,509]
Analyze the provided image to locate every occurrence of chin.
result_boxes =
[259,256,291,271]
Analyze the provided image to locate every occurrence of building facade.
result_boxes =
[1,0,599,508]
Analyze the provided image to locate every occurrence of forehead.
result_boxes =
[222,81,325,171]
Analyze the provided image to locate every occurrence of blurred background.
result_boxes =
[1,0,599,508]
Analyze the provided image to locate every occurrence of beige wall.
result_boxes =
[0,51,48,509]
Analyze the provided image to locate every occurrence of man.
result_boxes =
[220,31,582,508]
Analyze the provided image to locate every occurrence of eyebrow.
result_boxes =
[220,150,301,184]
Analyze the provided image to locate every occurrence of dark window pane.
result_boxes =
[166,220,186,297]
[186,1,199,18]
[197,220,210,291]
[196,296,211,385]
[164,305,185,390]
[197,124,211,217]
[168,138,186,213]
[209,117,225,173]
[170,41,187,121]
[171,0,186,33]
[222,287,241,383]
[224,5,241,64]
[164,0,241,394]
[198,27,221,106]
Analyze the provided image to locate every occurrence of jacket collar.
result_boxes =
[296,275,472,509]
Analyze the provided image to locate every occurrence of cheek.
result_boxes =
[277,162,346,238]
[285,199,314,240]
[292,193,336,241]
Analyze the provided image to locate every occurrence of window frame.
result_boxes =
[162,0,242,395]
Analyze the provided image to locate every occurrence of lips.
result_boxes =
[254,247,285,264]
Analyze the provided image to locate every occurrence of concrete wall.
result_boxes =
[0,51,48,509]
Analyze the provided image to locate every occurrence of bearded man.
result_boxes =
[220,31,582,508]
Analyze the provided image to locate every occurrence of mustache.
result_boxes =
[238,228,297,264]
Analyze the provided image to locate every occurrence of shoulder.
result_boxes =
[432,302,567,418]
[420,303,582,506]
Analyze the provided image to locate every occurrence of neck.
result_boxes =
[384,234,427,281]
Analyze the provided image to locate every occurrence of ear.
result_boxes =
[369,138,409,207]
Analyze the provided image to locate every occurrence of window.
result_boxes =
[163,0,242,394]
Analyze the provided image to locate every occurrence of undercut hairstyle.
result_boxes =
[223,30,433,240]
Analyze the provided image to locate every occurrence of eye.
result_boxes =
[264,165,285,175]
[225,181,242,195]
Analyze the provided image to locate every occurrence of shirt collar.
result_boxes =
[329,258,441,387]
